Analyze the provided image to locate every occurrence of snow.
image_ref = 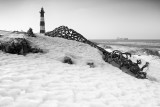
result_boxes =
[0,31,160,107]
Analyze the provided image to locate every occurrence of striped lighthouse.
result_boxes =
[40,7,45,33]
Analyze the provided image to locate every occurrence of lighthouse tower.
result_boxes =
[40,7,45,33]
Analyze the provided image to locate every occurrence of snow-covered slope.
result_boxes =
[0,32,160,107]
[28,34,105,66]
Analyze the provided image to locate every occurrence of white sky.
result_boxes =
[0,0,160,39]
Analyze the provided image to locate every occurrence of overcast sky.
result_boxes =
[0,0,160,39]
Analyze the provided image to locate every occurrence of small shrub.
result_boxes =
[63,56,73,64]
[0,38,43,55]
[87,62,95,68]
[30,47,43,53]
[27,28,35,37]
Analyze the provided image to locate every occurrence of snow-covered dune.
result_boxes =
[0,32,160,107]
[28,34,105,66]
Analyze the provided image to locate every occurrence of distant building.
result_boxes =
[40,7,45,33]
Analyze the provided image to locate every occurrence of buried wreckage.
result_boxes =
[104,50,149,79]
[0,26,149,79]
[46,26,149,79]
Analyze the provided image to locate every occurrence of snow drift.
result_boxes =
[0,30,160,107]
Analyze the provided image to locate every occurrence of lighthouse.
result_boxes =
[40,7,45,33]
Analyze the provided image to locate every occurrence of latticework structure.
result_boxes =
[45,26,110,59]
